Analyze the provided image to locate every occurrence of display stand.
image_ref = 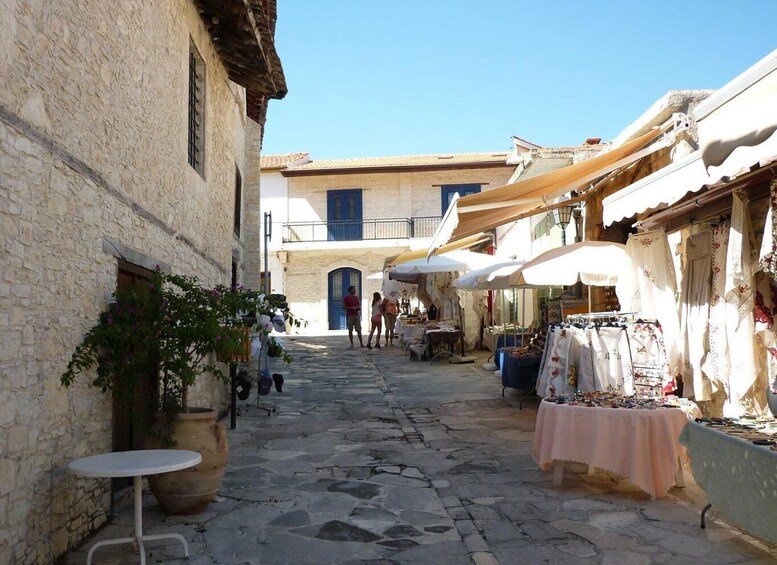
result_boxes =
[238,334,277,416]
[255,334,278,415]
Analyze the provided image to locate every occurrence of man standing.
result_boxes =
[342,285,364,348]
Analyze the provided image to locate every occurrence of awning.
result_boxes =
[452,260,523,290]
[518,241,627,287]
[385,232,489,267]
[388,272,424,284]
[427,128,666,256]
[602,151,711,227]
[393,250,501,274]
[695,49,777,180]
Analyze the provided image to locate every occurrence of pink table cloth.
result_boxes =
[533,400,689,498]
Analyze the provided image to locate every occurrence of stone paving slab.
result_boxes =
[63,335,777,564]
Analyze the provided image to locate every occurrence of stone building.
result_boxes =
[0,0,285,562]
[259,154,515,333]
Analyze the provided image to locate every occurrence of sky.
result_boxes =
[262,1,776,160]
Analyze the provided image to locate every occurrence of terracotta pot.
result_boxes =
[146,408,228,515]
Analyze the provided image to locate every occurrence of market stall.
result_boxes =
[534,394,699,498]
[680,418,777,541]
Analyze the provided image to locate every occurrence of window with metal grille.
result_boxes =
[234,165,242,238]
[188,42,205,176]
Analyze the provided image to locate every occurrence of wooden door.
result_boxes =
[113,260,158,492]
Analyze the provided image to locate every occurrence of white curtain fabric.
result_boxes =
[723,191,761,416]
[679,230,713,401]
[616,230,682,376]
[701,223,730,393]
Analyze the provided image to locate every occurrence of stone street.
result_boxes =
[63,335,777,564]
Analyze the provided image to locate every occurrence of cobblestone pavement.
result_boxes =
[64,334,777,564]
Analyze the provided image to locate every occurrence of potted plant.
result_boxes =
[61,269,299,514]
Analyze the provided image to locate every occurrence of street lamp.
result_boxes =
[552,203,575,246]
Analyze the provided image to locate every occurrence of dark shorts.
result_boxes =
[346,316,361,331]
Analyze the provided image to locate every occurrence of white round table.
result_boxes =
[69,449,202,565]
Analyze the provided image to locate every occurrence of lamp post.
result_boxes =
[552,203,575,246]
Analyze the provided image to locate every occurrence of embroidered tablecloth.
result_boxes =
[533,401,690,498]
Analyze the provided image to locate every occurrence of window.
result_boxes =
[234,166,242,238]
[441,184,481,215]
[188,42,205,176]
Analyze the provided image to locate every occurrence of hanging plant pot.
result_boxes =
[146,408,228,515]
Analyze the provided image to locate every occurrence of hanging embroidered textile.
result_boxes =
[758,177,777,280]
[723,190,761,416]
[626,321,671,397]
[678,230,713,401]
[616,230,682,376]
[701,222,730,393]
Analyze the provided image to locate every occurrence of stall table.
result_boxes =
[425,329,462,363]
[533,401,689,498]
[497,350,542,408]
[679,421,777,543]
[69,449,202,565]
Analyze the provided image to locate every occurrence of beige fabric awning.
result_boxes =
[602,151,711,227]
[386,233,490,267]
[695,49,777,172]
[427,128,665,255]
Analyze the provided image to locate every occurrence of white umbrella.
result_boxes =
[518,241,627,287]
[394,250,500,274]
[452,260,522,290]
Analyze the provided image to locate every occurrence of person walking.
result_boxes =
[367,292,383,349]
[381,297,399,346]
[342,285,364,348]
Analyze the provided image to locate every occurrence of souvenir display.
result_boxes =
[543,391,698,413]
[694,415,777,447]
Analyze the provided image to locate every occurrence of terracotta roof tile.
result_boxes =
[283,152,509,173]
[260,153,310,169]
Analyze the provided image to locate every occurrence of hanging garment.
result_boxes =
[759,178,777,280]
[678,230,713,401]
[701,223,731,393]
[590,326,628,393]
[573,327,596,392]
[535,326,557,397]
[626,321,670,397]
[617,230,682,376]
[545,327,573,396]
[723,190,762,416]
[754,271,777,389]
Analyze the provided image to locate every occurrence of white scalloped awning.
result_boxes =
[603,152,711,227]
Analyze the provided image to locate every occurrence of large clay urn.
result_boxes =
[146,408,228,515]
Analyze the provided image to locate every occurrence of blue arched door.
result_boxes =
[329,268,361,330]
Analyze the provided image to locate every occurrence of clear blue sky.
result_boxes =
[262,1,775,160]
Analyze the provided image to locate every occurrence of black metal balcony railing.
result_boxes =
[283,216,441,243]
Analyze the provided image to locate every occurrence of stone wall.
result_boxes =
[284,248,396,331]
[0,0,251,562]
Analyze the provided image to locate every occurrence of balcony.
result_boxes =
[283,216,441,243]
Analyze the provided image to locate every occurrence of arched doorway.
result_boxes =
[328,268,361,330]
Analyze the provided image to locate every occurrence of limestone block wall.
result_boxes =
[284,248,398,332]
[0,1,251,562]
